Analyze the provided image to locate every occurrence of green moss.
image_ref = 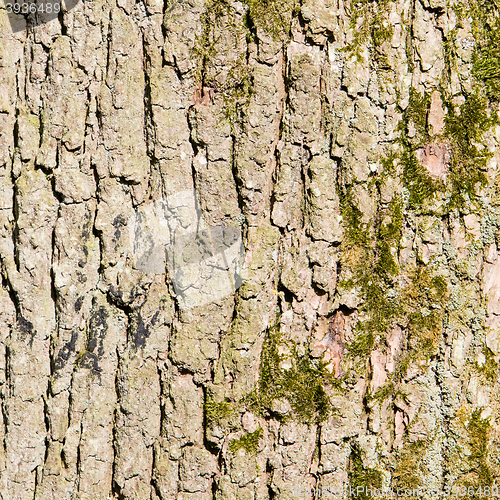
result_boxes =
[204,395,236,424]
[375,197,403,279]
[455,3,500,206]
[398,89,444,210]
[347,330,375,361]
[444,89,497,210]
[191,0,252,131]
[397,84,498,213]
[220,53,253,133]
[474,43,500,102]
[341,189,447,376]
[392,439,429,495]
[469,1,500,101]
[339,188,371,248]
[74,349,88,367]
[343,0,393,65]
[367,378,410,408]
[341,195,404,366]
[474,345,499,385]
[191,0,235,84]
[401,148,443,210]
[249,323,338,424]
[446,1,500,101]
[229,426,263,455]
[355,274,400,337]
[455,408,494,498]
[192,0,298,130]
[371,382,395,405]
[403,265,447,359]
[340,149,449,380]
[244,0,297,40]
[393,352,415,382]
[348,442,384,500]
[467,410,493,485]
[394,1,500,214]
[403,89,431,142]
[335,0,498,408]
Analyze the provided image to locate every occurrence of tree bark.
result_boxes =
[1,0,500,498]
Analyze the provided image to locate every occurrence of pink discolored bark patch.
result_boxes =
[191,83,215,106]
[314,310,346,378]
[415,142,451,180]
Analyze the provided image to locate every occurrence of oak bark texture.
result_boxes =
[1,0,500,498]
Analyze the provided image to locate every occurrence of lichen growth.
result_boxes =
[74,349,88,367]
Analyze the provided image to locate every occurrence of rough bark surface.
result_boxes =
[1,0,500,498]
